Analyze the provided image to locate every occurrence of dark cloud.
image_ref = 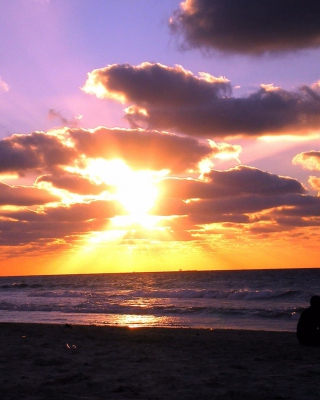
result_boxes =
[185,194,308,222]
[272,195,320,217]
[0,131,76,175]
[169,0,320,55]
[152,166,309,226]
[83,62,230,104]
[266,196,320,230]
[158,166,306,200]
[204,166,306,196]
[0,182,59,206]
[0,200,124,246]
[84,63,320,138]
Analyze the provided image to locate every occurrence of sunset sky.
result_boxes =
[1,0,320,276]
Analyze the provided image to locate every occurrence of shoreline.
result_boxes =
[0,314,297,332]
[1,322,320,399]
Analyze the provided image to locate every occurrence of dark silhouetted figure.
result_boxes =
[297,295,320,346]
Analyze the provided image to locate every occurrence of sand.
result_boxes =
[1,323,319,400]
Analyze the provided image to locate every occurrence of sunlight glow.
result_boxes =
[85,159,160,226]
[259,132,320,142]
[115,170,158,216]
[198,158,214,174]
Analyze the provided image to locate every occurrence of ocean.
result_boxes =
[0,269,319,332]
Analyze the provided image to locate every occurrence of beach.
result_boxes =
[1,323,320,400]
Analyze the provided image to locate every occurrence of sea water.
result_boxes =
[0,269,319,332]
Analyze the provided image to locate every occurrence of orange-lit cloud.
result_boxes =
[83,62,320,138]
[0,182,59,205]
[293,150,320,171]
[309,176,320,192]
[36,171,112,195]
[0,127,218,177]
[293,149,320,193]
[69,126,214,173]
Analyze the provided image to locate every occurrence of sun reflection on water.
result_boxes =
[108,314,161,328]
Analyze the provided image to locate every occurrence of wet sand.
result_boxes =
[1,322,319,399]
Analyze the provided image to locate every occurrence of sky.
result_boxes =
[0,0,320,276]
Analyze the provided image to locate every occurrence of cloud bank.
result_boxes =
[0,123,319,257]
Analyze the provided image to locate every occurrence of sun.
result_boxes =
[115,170,158,216]
[85,159,160,226]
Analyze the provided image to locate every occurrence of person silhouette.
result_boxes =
[297,295,320,346]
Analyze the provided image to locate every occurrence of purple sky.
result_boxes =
[0,1,319,179]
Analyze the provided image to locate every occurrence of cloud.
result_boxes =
[0,126,217,250]
[0,131,76,175]
[157,165,305,201]
[83,63,320,138]
[158,166,305,202]
[153,166,308,226]
[48,109,82,128]
[0,200,123,246]
[36,172,112,195]
[0,78,9,93]
[169,0,320,55]
[69,126,214,173]
[293,150,320,170]
[203,166,306,196]
[308,176,320,192]
[293,150,320,193]
[209,141,242,162]
[0,125,318,254]
[83,62,230,104]
[268,195,320,230]
[0,127,216,176]
[0,182,59,206]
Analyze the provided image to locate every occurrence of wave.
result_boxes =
[29,290,91,298]
[127,288,304,301]
[0,283,43,289]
